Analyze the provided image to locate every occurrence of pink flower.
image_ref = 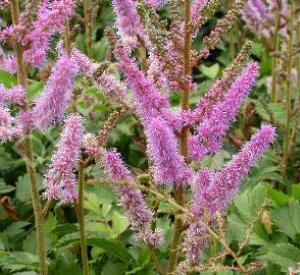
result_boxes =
[102,149,162,247]
[44,114,84,202]
[32,52,79,129]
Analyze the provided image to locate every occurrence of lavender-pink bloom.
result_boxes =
[144,0,169,8]
[145,117,193,185]
[0,106,13,142]
[32,52,79,129]
[95,73,128,104]
[115,45,180,129]
[0,47,17,74]
[44,114,83,202]
[102,149,162,246]
[189,62,259,160]
[0,84,24,105]
[72,48,98,77]
[191,0,208,22]
[23,0,76,67]
[184,124,275,263]
[112,0,145,50]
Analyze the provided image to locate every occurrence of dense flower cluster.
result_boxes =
[242,0,288,39]
[32,51,79,129]
[184,124,276,264]
[0,0,76,67]
[102,149,162,247]
[44,115,84,202]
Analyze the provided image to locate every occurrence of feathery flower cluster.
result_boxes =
[189,62,259,160]
[114,45,180,129]
[0,84,24,105]
[32,52,79,130]
[102,149,162,247]
[0,106,14,142]
[144,0,169,9]
[44,115,83,202]
[112,0,145,50]
[24,0,77,67]
[0,0,76,67]
[146,117,192,185]
[72,48,98,77]
[0,48,16,74]
[184,124,276,263]
[191,0,208,23]
[242,0,288,39]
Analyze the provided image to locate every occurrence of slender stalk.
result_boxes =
[11,1,47,274]
[282,2,294,180]
[271,6,280,103]
[77,162,90,275]
[83,0,92,57]
[167,0,192,272]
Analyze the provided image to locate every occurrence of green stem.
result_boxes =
[11,1,47,274]
[77,163,90,275]
[83,0,92,57]
[282,2,294,181]
[271,6,280,103]
[167,0,192,273]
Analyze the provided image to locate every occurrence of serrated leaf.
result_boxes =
[271,201,300,240]
[111,210,129,235]
[258,243,300,272]
[291,184,300,200]
[227,185,266,243]
[56,232,132,262]
[200,64,220,79]
[265,186,289,206]
[0,252,39,272]
[0,181,15,194]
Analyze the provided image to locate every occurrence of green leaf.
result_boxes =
[56,232,132,262]
[0,180,15,194]
[271,201,300,240]
[16,175,31,202]
[5,221,30,237]
[291,184,300,200]
[48,248,82,275]
[111,210,129,235]
[259,243,300,272]
[200,64,220,79]
[0,252,39,272]
[0,70,17,87]
[227,185,266,243]
[266,186,289,206]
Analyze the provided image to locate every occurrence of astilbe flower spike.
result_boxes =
[102,149,162,247]
[112,0,145,50]
[44,114,84,202]
[184,124,276,265]
[145,117,193,185]
[24,0,77,67]
[114,44,181,129]
[0,47,17,74]
[191,0,208,23]
[242,0,288,39]
[0,84,24,105]
[189,61,259,160]
[0,106,14,142]
[32,52,79,130]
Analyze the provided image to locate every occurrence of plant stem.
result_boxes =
[83,0,92,57]
[167,0,192,273]
[282,2,294,180]
[11,1,47,274]
[271,6,280,103]
[77,162,90,275]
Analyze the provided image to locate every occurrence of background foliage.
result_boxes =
[1,0,300,274]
